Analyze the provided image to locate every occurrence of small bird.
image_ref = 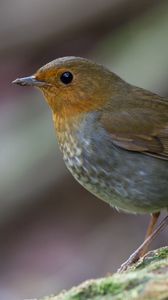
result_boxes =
[13,56,168,271]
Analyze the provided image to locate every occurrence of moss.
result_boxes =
[41,247,168,300]
[134,247,168,271]
[156,247,168,259]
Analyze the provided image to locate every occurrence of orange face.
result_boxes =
[34,57,116,119]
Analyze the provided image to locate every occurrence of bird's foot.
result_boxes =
[117,248,141,273]
[118,214,168,273]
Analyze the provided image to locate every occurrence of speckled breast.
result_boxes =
[54,113,168,214]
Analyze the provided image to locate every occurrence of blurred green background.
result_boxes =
[0,1,168,299]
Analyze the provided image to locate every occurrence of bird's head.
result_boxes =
[13,56,123,120]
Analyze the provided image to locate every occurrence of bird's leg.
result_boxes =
[140,212,160,257]
[118,214,168,273]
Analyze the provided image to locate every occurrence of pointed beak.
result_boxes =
[12,75,47,87]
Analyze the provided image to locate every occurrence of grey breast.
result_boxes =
[62,112,168,214]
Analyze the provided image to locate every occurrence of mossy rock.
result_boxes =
[41,247,168,300]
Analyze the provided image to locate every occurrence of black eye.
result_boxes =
[60,71,73,84]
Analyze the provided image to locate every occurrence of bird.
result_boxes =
[12,56,168,271]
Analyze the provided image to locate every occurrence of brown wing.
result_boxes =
[101,104,168,160]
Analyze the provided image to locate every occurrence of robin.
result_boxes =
[13,57,168,271]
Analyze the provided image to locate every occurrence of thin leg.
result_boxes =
[140,212,160,257]
[118,214,168,273]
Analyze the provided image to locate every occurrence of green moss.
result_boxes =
[59,279,126,300]
[157,247,168,259]
[134,247,168,271]
[40,247,168,300]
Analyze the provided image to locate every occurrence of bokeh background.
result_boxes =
[1,1,168,299]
